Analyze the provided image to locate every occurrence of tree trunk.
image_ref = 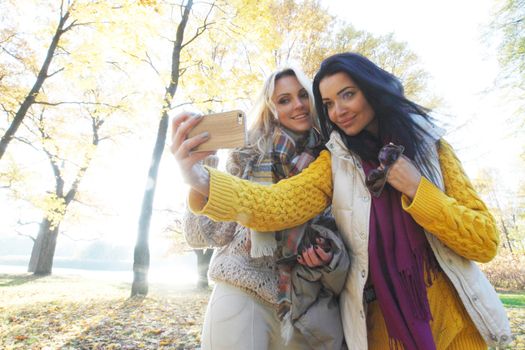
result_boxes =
[28,218,59,275]
[131,0,194,297]
[499,218,514,254]
[194,249,213,289]
[131,114,168,297]
[0,10,70,160]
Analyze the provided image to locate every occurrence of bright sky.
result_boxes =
[326,0,523,192]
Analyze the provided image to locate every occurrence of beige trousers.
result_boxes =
[201,282,311,350]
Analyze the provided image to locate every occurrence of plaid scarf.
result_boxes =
[246,126,321,259]
[271,127,322,317]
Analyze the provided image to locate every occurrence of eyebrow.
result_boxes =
[322,86,355,101]
[276,88,307,99]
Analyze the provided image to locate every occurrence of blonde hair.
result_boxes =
[247,66,318,160]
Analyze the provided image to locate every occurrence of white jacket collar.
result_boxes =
[326,131,350,158]
[325,113,446,158]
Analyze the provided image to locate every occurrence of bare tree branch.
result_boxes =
[34,100,121,109]
[13,135,41,152]
[17,219,40,226]
[47,67,65,78]
[178,59,203,78]
[106,61,129,76]
[121,49,161,77]
[16,231,36,242]
[0,32,17,45]
[180,0,218,50]
[56,45,72,55]
[145,51,160,76]
[171,98,223,109]
[0,46,24,62]
[1,103,15,118]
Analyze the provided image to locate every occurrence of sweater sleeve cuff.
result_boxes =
[402,177,450,222]
[187,166,239,221]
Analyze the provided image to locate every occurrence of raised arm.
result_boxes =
[171,112,333,232]
[402,140,499,262]
[188,151,333,231]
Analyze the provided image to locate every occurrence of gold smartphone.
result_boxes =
[187,110,247,152]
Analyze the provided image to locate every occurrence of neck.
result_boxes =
[365,118,379,137]
[280,125,309,144]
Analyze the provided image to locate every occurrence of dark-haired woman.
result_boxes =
[172,53,511,350]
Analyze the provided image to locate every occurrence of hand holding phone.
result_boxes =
[187,110,246,152]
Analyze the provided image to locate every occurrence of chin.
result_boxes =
[288,123,312,133]
[296,126,312,133]
[339,127,359,136]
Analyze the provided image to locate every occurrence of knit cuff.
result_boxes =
[402,177,450,224]
[188,166,239,222]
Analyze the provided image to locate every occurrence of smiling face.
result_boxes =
[319,72,377,136]
[272,75,312,134]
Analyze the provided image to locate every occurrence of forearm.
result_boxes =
[402,141,499,262]
[188,151,334,231]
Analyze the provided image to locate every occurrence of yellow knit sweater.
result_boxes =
[189,140,499,349]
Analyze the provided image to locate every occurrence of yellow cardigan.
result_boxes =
[189,140,499,349]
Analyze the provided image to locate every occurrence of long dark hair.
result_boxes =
[312,52,436,168]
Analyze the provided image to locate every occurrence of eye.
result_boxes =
[278,98,290,105]
[324,101,334,110]
[299,91,309,99]
[342,90,354,100]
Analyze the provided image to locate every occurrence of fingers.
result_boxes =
[386,155,421,198]
[171,113,203,152]
[171,112,193,132]
[315,246,333,263]
[297,245,332,267]
[170,112,194,146]
[172,131,209,161]
[305,247,321,266]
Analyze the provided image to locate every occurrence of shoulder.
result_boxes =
[437,139,468,175]
[308,150,332,173]
[437,139,457,159]
[319,150,331,161]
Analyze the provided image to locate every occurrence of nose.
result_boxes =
[293,97,306,110]
[333,101,344,118]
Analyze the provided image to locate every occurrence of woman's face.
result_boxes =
[272,75,312,133]
[319,72,377,136]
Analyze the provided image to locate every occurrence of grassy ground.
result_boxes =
[498,290,525,349]
[0,273,209,349]
[0,272,524,349]
[499,290,525,308]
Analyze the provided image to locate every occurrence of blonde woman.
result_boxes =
[182,67,349,350]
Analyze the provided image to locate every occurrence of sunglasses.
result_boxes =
[365,143,405,197]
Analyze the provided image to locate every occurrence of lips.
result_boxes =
[291,113,308,121]
[338,115,356,128]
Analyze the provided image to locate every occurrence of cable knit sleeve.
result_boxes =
[402,140,499,262]
[188,150,333,232]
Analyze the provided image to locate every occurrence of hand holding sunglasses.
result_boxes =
[366,143,423,198]
[365,143,405,197]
